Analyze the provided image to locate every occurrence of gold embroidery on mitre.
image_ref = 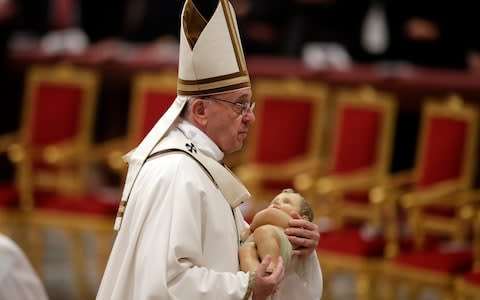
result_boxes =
[220,0,247,71]
[183,0,208,49]
[177,73,250,95]
[177,0,251,96]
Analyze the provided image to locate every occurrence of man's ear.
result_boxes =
[190,99,208,125]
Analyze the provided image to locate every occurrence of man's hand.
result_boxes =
[285,211,320,256]
[252,256,284,300]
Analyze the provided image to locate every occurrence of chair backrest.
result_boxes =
[414,95,478,189]
[245,79,327,167]
[236,78,328,203]
[21,64,98,148]
[328,86,397,179]
[127,71,178,147]
[14,63,100,209]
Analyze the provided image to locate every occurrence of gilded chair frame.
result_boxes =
[1,63,99,240]
[381,95,479,300]
[319,86,397,225]
[93,71,178,173]
[236,78,328,208]
[128,71,178,147]
[12,63,99,211]
[306,86,397,300]
[395,96,478,252]
[16,63,105,299]
[455,207,480,300]
[413,96,478,190]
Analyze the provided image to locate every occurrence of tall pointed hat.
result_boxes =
[177,0,251,95]
[115,0,250,229]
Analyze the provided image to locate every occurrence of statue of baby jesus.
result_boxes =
[239,188,314,273]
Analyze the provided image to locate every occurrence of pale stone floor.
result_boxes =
[29,222,447,300]
[36,229,444,300]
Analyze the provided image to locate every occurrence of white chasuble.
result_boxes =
[97,121,322,300]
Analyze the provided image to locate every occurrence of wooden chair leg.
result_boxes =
[67,229,90,300]
[29,224,44,277]
[407,281,420,300]
[356,271,372,300]
[442,286,455,300]
[320,267,334,300]
[382,273,397,300]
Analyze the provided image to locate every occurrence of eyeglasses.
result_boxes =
[202,96,255,116]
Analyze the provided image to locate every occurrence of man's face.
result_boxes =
[202,88,255,153]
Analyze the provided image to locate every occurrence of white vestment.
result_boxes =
[0,234,49,300]
[97,120,322,300]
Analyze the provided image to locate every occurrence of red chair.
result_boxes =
[0,63,119,299]
[235,78,328,213]
[92,70,178,174]
[293,86,397,300]
[379,95,479,300]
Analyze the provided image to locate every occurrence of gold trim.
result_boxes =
[383,261,452,286]
[221,0,246,72]
[242,271,256,300]
[179,70,249,85]
[19,63,99,210]
[178,82,251,96]
[178,73,250,93]
[130,71,178,146]
[236,78,328,207]
[455,276,480,299]
[414,95,478,189]
[331,86,397,180]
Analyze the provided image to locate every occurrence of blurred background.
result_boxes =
[1,0,480,299]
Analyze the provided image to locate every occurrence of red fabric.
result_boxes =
[462,271,480,284]
[343,191,370,204]
[418,117,467,187]
[37,193,119,215]
[137,91,175,143]
[253,97,313,164]
[423,205,456,218]
[261,179,294,192]
[393,248,472,274]
[0,184,19,208]
[31,83,84,146]
[331,107,382,174]
[317,227,385,257]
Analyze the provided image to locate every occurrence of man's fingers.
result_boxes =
[269,256,284,280]
[288,218,317,231]
[257,255,272,276]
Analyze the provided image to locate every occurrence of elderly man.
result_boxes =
[96,0,322,299]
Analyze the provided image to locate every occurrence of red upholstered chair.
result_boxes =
[235,78,328,213]
[82,70,176,296]
[378,95,479,300]
[0,63,118,298]
[92,71,178,174]
[293,86,397,300]
[455,205,480,300]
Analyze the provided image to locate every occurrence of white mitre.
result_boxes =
[115,0,251,229]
